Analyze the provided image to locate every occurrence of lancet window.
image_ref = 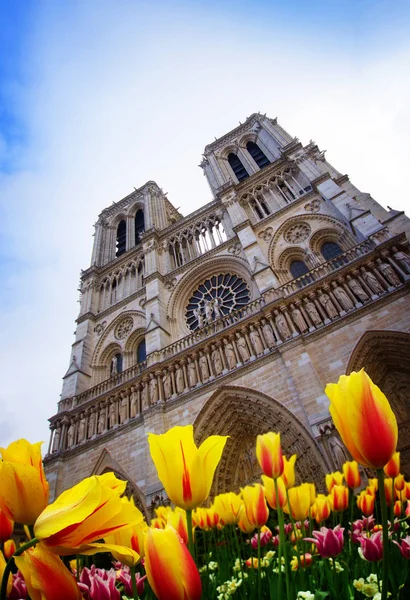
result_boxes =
[116,220,127,257]
[246,141,270,169]
[135,210,145,246]
[249,196,271,220]
[289,260,314,288]
[228,153,249,182]
[168,215,227,270]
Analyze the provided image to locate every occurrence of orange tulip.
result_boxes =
[325,471,344,493]
[241,484,269,529]
[148,425,228,510]
[14,544,82,600]
[384,452,400,479]
[357,491,375,516]
[312,494,332,524]
[0,508,13,543]
[144,525,202,600]
[343,461,361,489]
[282,455,297,489]
[0,440,49,525]
[331,485,349,512]
[256,432,284,479]
[262,475,287,509]
[325,369,398,469]
[3,539,16,560]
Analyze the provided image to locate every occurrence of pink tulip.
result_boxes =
[359,531,383,562]
[78,566,120,600]
[393,536,410,559]
[250,527,273,549]
[116,565,147,596]
[305,525,345,558]
[9,572,28,600]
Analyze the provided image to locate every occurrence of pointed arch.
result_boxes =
[92,449,148,519]
[193,386,327,496]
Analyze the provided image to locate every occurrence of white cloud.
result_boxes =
[1,1,409,448]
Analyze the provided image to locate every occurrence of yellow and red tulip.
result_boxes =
[325,369,398,469]
[384,451,400,479]
[0,440,49,525]
[394,474,406,493]
[241,484,269,529]
[14,544,82,600]
[148,425,228,510]
[34,472,143,556]
[104,499,148,563]
[262,475,287,509]
[256,432,284,479]
[166,508,189,545]
[213,492,243,526]
[0,550,12,596]
[0,508,13,543]
[284,483,312,521]
[3,538,16,560]
[384,478,395,506]
[343,461,361,489]
[325,471,344,493]
[330,484,349,512]
[357,490,375,516]
[312,494,332,524]
[144,525,202,600]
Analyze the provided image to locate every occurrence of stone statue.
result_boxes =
[332,283,354,311]
[304,300,322,326]
[213,297,222,319]
[204,299,213,324]
[149,375,159,405]
[393,248,410,273]
[52,428,61,452]
[361,267,384,294]
[193,307,204,328]
[249,325,264,354]
[236,333,250,362]
[224,340,237,369]
[175,364,184,393]
[274,310,290,340]
[97,410,105,434]
[211,346,223,375]
[119,392,128,423]
[187,359,197,387]
[346,275,368,302]
[67,423,75,447]
[110,356,117,376]
[261,319,276,347]
[88,411,96,438]
[109,401,118,427]
[376,259,400,286]
[318,291,338,319]
[290,305,308,333]
[328,434,350,470]
[141,380,149,410]
[77,414,86,443]
[163,370,172,399]
[199,353,210,380]
[130,386,138,417]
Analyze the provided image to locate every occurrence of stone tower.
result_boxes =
[45,113,410,512]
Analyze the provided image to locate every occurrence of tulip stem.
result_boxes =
[376,469,389,600]
[0,537,38,600]
[274,478,291,600]
[186,509,195,559]
[130,565,139,599]
[257,528,261,600]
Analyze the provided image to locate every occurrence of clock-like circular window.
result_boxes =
[185,273,250,331]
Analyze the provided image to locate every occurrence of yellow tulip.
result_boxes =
[0,550,12,596]
[213,492,243,525]
[284,483,312,521]
[166,508,189,545]
[241,484,269,529]
[256,432,284,479]
[325,471,344,493]
[144,525,202,600]
[104,498,148,563]
[3,538,16,560]
[148,425,228,510]
[262,474,287,509]
[14,544,82,600]
[325,369,398,469]
[312,494,332,524]
[0,440,49,525]
[34,473,142,557]
[282,454,297,489]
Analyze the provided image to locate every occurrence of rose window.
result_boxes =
[284,222,311,244]
[185,273,250,331]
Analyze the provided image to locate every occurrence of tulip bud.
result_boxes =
[331,485,349,512]
[343,461,361,489]
[357,491,375,517]
[384,478,394,506]
[394,501,402,518]
[282,455,297,489]
[241,484,269,529]
[325,471,344,493]
[384,452,400,479]
[262,475,286,510]
[3,539,16,560]
[256,432,284,479]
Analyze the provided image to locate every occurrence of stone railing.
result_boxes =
[48,235,409,456]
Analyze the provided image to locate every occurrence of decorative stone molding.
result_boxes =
[114,317,134,340]
[304,199,321,213]
[284,222,311,244]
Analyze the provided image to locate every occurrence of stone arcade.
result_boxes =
[45,113,410,516]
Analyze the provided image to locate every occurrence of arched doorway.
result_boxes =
[193,386,328,496]
[347,330,410,477]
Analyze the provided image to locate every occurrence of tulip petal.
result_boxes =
[0,463,49,525]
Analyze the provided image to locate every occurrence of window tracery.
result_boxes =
[168,215,227,269]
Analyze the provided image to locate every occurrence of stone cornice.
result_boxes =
[81,245,145,280]
[203,113,261,154]
[77,287,147,325]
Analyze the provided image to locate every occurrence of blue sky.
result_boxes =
[1,0,410,448]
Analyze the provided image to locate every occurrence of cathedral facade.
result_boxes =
[45,113,410,515]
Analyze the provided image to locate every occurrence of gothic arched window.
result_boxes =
[321,241,343,261]
[116,220,126,257]
[137,339,146,365]
[135,210,145,245]
[246,141,270,169]
[289,259,313,287]
[228,153,249,182]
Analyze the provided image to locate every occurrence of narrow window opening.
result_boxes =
[246,141,270,169]
[116,220,126,257]
[135,210,145,245]
[228,153,249,182]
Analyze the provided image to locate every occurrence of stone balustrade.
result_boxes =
[49,234,410,456]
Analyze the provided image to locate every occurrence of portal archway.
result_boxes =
[194,386,327,496]
[347,330,410,476]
